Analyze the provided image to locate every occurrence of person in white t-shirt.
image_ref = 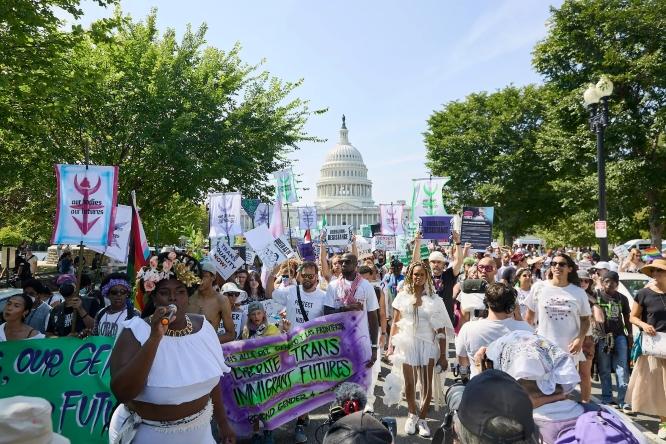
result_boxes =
[93,273,140,337]
[323,253,380,369]
[525,253,591,362]
[456,282,533,378]
[268,261,326,326]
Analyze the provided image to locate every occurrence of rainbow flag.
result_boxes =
[642,246,662,262]
[127,193,151,310]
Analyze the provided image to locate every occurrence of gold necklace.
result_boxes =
[165,315,193,337]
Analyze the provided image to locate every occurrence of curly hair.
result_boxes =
[402,261,435,296]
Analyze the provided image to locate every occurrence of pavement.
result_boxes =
[237,359,665,444]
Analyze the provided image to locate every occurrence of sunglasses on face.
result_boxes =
[477,265,495,272]
[551,261,569,268]
[300,273,316,279]
[227,292,240,297]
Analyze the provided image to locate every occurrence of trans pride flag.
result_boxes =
[127,193,151,310]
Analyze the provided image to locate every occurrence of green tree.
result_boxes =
[1,8,322,243]
[533,0,666,247]
[424,85,550,242]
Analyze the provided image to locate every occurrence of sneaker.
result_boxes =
[658,422,666,440]
[405,413,418,435]
[263,430,274,444]
[417,419,431,438]
[294,424,307,443]
[251,433,263,444]
[621,404,634,415]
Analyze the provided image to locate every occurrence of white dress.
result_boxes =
[391,290,454,366]
[0,323,45,341]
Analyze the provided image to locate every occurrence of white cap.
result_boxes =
[594,261,611,270]
[221,282,247,303]
[0,396,70,444]
[428,251,447,263]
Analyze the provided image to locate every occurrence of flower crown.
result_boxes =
[137,251,201,293]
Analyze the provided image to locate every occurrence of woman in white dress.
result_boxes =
[384,261,453,438]
[0,293,45,341]
[108,252,235,443]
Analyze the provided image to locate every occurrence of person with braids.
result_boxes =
[384,261,453,438]
[108,252,235,444]
[525,253,591,363]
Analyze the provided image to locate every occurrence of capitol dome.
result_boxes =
[315,116,374,209]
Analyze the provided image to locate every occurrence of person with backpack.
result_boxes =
[594,271,632,413]
[92,273,139,337]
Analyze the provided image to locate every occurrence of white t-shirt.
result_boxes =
[272,284,326,326]
[525,281,592,356]
[324,276,380,336]
[95,310,131,337]
[456,318,533,376]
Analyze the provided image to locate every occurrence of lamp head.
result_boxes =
[583,83,600,106]
[596,76,614,98]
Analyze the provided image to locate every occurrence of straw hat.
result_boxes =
[640,258,666,278]
[0,396,69,444]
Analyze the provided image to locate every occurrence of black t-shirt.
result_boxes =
[433,267,457,324]
[635,288,666,333]
[596,290,630,337]
[46,297,101,336]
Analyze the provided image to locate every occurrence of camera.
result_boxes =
[431,382,466,444]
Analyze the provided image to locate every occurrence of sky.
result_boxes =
[74,0,562,206]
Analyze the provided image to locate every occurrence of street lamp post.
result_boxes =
[583,76,614,261]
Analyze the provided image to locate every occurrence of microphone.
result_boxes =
[161,304,177,325]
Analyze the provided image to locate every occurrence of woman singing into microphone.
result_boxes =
[109,252,235,443]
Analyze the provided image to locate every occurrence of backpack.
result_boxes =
[554,409,639,444]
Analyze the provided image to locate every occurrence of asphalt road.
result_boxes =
[237,359,665,444]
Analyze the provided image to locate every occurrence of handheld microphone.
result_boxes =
[161,304,177,325]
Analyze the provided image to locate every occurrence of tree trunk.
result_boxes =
[647,190,664,248]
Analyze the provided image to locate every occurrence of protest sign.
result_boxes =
[52,164,119,247]
[370,223,381,236]
[298,207,317,230]
[360,225,372,238]
[254,203,272,227]
[90,204,132,262]
[420,216,452,241]
[245,224,275,251]
[379,204,404,235]
[262,299,283,323]
[209,193,243,239]
[372,235,396,251]
[209,241,245,279]
[0,337,115,444]
[298,242,316,261]
[220,312,371,436]
[324,225,354,247]
[241,198,261,220]
[613,245,630,260]
[273,168,299,203]
[460,206,494,251]
[356,238,372,259]
[256,237,296,270]
[410,177,449,223]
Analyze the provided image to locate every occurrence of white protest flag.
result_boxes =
[209,192,242,238]
[410,177,449,223]
[298,207,317,230]
[269,198,284,238]
[89,204,132,262]
[379,204,404,235]
[208,241,245,279]
[51,164,119,246]
[254,203,272,227]
[272,168,299,203]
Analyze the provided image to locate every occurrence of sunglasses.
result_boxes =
[226,292,240,297]
[300,273,316,279]
[477,265,495,272]
[551,261,569,268]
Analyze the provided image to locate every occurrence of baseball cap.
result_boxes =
[603,271,620,283]
[593,261,611,270]
[323,411,392,444]
[510,252,525,264]
[457,369,536,443]
[577,270,591,280]
[428,251,446,263]
[200,260,217,275]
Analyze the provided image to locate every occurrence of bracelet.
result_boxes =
[455,243,461,245]
[371,345,378,349]
[435,333,446,340]
[80,312,89,319]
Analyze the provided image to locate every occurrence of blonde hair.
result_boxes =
[403,261,435,296]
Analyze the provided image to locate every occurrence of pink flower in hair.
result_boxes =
[144,280,156,292]
[168,252,177,260]
[150,256,158,268]
[162,259,173,273]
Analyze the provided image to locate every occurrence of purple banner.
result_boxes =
[420,215,453,240]
[220,313,371,436]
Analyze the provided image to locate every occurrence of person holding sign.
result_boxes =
[0,293,45,341]
[385,261,453,438]
[108,252,235,444]
[188,261,237,344]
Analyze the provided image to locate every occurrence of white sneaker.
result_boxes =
[405,413,418,435]
[418,419,431,437]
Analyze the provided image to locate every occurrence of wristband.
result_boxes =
[371,345,378,349]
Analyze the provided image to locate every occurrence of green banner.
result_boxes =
[0,337,116,444]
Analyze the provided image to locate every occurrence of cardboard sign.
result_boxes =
[460,206,494,251]
[209,241,245,279]
[324,225,354,247]
[420,216,452,241]
[356,238,372,259]
[372,235,396,251]
[594,220,607,238]
[613,245,630,260]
